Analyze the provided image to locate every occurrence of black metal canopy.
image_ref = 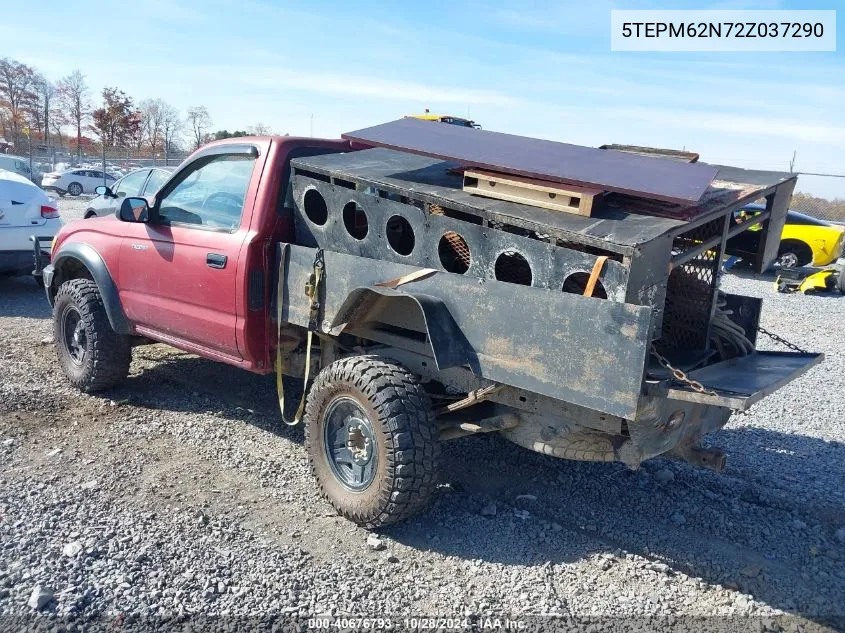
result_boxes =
[292,148,794,250]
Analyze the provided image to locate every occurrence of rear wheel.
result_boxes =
[776,241,813,268]
[67,182,83,197]
[304,355,439,528]
[54,279,131,392]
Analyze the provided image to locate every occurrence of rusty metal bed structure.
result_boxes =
[273,138,820,468]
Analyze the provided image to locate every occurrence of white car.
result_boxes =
[0,169,62,282]
[0,154,35,182]
[41,168,117,197]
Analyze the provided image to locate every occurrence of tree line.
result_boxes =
[790,192,845,223]
[0,56,275,161]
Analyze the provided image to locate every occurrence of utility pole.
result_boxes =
[789,150,797,173]
[23,127,33,180]
[102,141,107,185]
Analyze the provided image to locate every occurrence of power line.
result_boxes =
[797,171,845,179]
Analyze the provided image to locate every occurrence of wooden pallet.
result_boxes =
[462,169,603,217]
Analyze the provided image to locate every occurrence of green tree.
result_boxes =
[91,87,141,149]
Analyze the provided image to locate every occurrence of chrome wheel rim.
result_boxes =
[323,396,377,491]
[62,307,87,365]
[778,252,799,268]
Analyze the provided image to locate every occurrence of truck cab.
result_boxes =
[41,136,349,376]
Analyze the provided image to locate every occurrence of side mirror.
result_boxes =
[118,197,151,223]
[94,185,110,196]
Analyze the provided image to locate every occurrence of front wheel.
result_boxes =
[54,279,131,392]
[67,182,83,197]
[304,355,440,528]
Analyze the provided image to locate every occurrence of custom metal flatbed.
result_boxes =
[294,147,795,255]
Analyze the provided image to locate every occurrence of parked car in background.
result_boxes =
[0,169,61,283]
[727,203,845,268]
[0,154,35,182]
[42,168,117,197]
[84,167,174,218]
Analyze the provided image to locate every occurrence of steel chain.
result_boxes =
[649,345,717,396]
[756,326,808,354]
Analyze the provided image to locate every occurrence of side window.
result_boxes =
[142,170,169,195]
[158,154,255,230]
[114,170,149,197]
[73,170,86,176]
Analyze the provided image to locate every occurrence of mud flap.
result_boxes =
[647,351,823,410]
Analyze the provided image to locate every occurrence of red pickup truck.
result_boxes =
[37,130,820,529]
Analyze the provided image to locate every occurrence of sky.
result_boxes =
[4,0,844,198]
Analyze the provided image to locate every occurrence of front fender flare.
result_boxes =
[51,242,130,334]
[331,286,477,371]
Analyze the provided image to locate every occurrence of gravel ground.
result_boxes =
[1,197,843,631]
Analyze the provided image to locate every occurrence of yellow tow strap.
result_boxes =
[276,249,324,426]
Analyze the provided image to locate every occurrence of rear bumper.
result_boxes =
[30,236,55,303]
[0,250,40,275]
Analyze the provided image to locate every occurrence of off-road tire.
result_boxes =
[67,182,83,197]
[304,355,439,528]
[54,279,131,392]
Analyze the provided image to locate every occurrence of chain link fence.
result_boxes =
[10,142,190,183]
[790,175,845,225]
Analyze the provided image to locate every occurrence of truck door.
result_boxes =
[117,148,259,360]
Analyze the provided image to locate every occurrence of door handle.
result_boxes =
[207,253,227,269]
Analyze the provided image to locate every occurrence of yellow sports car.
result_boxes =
[727,203,845,268]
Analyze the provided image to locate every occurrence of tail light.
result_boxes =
[41,205,60,219]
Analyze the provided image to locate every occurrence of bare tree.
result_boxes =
[56,70,90,163]
[247,122,272,136]
[0,57,38,148]
[139,98,168,155]
[161,103,182,163]
[186,105,212,150]
[30,74,56,148]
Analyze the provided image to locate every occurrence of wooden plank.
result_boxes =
[342,118,719,205]
[463,169,602,217]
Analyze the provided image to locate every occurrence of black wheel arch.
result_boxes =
[778,238,814,265]
[331,286,478,372]
[50,243,130,334]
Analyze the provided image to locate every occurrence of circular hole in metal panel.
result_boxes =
[303,188,328,226]
[494,250,532,286]
[386,215,415,256]
[438,231,471,274]
[562,271,607,299]
[342,201,368,240]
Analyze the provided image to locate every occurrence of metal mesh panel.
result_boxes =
[659,218,723,350]
[438,231,471,273]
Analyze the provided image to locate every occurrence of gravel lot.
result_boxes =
[1,196,843,631]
